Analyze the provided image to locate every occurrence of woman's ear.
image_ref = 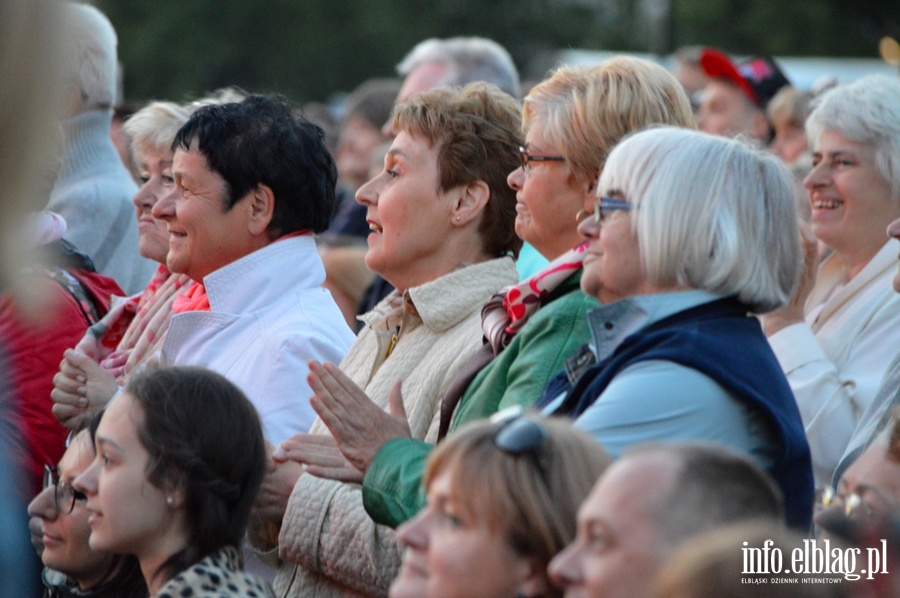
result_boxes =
[582,173,599,214]
[247,183,276,236]
[515,556,550,598]
[451,180,490,227]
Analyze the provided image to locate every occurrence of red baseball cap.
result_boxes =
[700,48,790,109]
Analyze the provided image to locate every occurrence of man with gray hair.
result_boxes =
[48,3,155,294]
[549,442,785,598]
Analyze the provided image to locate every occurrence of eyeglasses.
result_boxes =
[43,465,87,515]
[519,146,565,172]
[492,410,551,484]
[594,196,633,222]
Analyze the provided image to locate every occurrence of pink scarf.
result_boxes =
[482,242,588,353]
[77,265,192,381]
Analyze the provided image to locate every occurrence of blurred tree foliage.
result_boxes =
[95,0,897,104]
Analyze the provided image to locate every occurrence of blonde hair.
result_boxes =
[522,56,696,185]
[123,101,191,166]
[766,86,812,130]
[425,415,610,595]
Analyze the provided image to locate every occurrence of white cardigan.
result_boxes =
[769,239,900,486]
[161,235,355,444]
[273,257,518,598]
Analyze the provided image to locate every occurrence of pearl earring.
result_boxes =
[166,496,175,506]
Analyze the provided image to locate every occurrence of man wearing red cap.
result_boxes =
[696,48,790,143]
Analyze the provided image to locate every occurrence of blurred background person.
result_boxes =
[27,416,146,597]
[536,127,813,528]
[695,48,790,144]
[670,45,708,112]
[549,443,786,598]
[391,413,610,598]
[51,101,194,430]
[74,367,274,596]
[320,78,401,325]
[763,74,900,487]
[48,3,156,294]
[767,85,814,170]
[259,83,522,597]
[0,0,68,594]
[1,212,121,496]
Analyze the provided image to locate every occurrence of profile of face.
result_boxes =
[133,145,176,264]
[577,196,646,304]
[337,115,386,189]
[151,143,270,282]
[695,80,767,141]
[391,469,536,598]
[803,129,896,259]
[817,441,900,529]
[355,131,463,291]
[770,122,808,164]
[74,392,185,561]
[507,121,594,261]
[549,454,676,598]
[27,431,113,589]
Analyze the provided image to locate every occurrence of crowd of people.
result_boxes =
[4,2,900,597]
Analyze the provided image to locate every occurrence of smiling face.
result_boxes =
[818,442,900,527]
[133,145,176,264]
[74,393,183,563]
[804,130,898,268]
[577,196,646,304]
[27,431,112,589]
[548,454,674,598]
[150,144,267,282]
[507,122,593,261]
[392,469,533,598]
[355,131,459,291]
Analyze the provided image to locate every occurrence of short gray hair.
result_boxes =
[598,127,802,313]
[122,101,191,166]
[806,74,900,198]
[396,37,519,98]
[60,2,118,110]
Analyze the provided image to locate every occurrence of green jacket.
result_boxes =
[362,270,597,527]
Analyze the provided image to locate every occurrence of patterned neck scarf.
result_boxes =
[482,242,588,354]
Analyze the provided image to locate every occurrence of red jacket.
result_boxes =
[0,267,122,499]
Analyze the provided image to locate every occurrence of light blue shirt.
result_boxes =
[544,290,777,467]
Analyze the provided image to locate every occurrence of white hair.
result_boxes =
[396,37,520,97]
[123,101,191,165]
[806,74,900,198]
[598,127,802,313]
[60,2,118,110]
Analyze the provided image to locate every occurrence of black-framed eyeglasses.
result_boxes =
[519,146,565,172]
[43,465,87,515]
[594,196,633,222]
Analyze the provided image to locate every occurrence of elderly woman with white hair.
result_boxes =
[763,74,900,488]
[50,101,194,429]
[536,126,814,529]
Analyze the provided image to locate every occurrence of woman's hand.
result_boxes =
[252,441,304,528]
[50,349,119,429]
[306,360,411,474]
[274,434,364,484]
[763,223,820,336]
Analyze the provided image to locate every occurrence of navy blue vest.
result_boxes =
[538,297,814,529]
